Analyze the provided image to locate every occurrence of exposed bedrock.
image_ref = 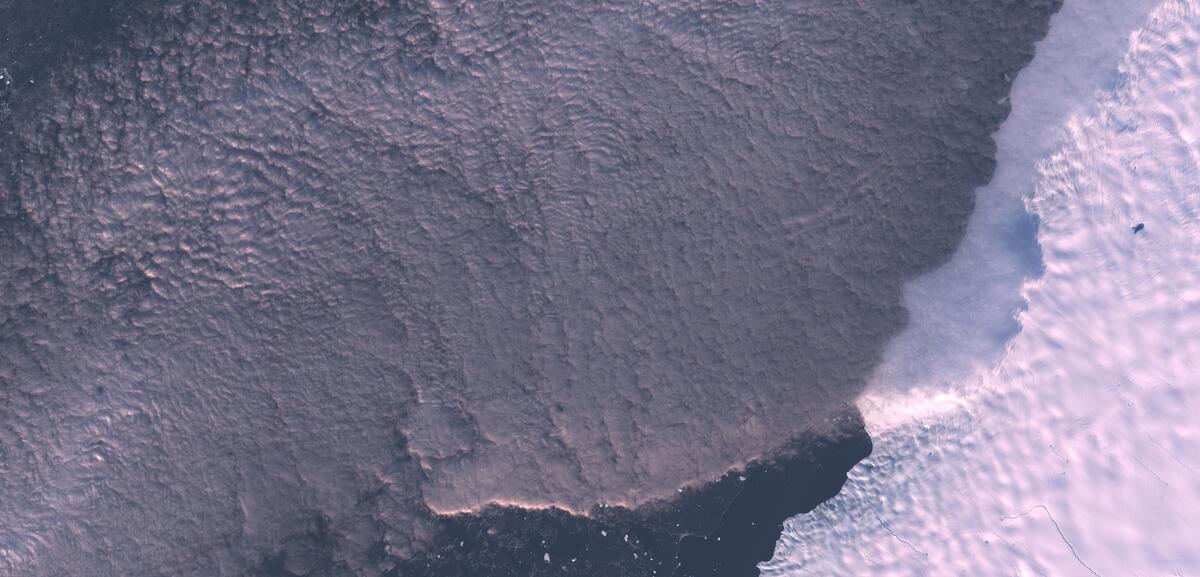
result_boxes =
[0,0,1059,575]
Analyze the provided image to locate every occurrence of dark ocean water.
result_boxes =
[1,1,1058,575]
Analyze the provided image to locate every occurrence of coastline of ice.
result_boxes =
[765,0,1200,574]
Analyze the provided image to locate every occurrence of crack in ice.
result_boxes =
[876,515,927,558]
[1002,505,1101,577]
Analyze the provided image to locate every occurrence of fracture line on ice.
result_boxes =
[876,515,927,558]
[1001,505,1101,577]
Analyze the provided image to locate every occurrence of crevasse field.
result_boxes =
[766,0,1200,575]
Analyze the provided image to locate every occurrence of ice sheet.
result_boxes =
[766,1,1200,574]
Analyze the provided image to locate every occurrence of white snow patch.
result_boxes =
[765,0,1200,575]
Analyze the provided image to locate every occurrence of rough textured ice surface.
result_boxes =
[1,1,1058,575]
[766,0,1200,574]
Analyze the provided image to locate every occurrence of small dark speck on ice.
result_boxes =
[1132,222,1145,234]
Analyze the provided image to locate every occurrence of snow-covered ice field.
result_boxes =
[766,0,1200,575]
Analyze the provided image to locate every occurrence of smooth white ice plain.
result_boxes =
[765,0,1200,575]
